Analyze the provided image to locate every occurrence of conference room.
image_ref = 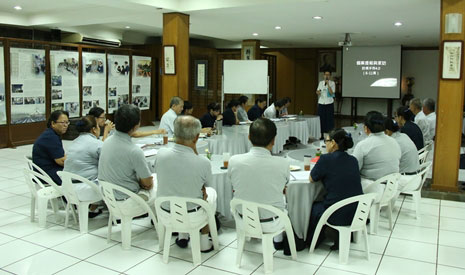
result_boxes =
[0,0,463,274]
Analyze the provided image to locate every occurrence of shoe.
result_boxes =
[273,240,284,250]
[88,209,102,218]
[201,245,214,253]
[175,237,190,248]
[330,243,339,251]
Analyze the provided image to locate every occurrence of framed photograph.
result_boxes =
[442,41,463,80]
[194,60,208,90]
[319,51,336,72]
[242,46,254,60]
[163,45,176,75]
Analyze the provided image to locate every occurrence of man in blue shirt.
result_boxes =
[33,110,69,185]
[247,97,266,121]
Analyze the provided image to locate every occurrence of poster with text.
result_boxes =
[131,55,151,110]
[0,47,5,125]
[82,52,106,115]
[50,50,79,117]
[107,54,129,113]
[10,48,46,124]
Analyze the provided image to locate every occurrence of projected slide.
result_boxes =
[342,46,401,99]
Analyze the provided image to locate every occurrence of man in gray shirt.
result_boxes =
[98,105,154,201]
[237,95,250,122]
[155,115,217,252]
[159,96,184,136]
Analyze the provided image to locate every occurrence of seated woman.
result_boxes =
[223,99,240,126]
[308,129,363,249]
[88,106,165,138]
[181,101,194,115]
[64,116,103,216]
[33,110,69,185]
[200,102,223,128]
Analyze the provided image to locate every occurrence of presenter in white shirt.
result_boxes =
[316,71,336,139]
[159,96,184,136]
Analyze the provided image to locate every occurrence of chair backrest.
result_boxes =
[418,150,428,164]
[24,155,53,183]
[57,171,101,204]
[320,193,377,230]
[23,168,60,196]
[416,161,432,191]
[230,198,289,238]
[155,196,213,231]
[99,181,156,224]
[377,173,400,205]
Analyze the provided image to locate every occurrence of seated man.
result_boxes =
[159,96,184,136]
[98,104,154,202]
[384,118,420,193]
[352,111,401,198]
[228,118,289,249]
[409,98,430,142]
[155,115,217,252]
[263,100,285,119]
[33,110,69,185]
[223,99,240,126]
[237,95,250,122]
[200,102,223,128]
[422,98,436,141]
[247,97,266,121]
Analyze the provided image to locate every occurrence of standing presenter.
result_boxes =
[316,71,335,139]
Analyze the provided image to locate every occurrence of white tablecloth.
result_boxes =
[287,119,309,144]
[302,115,321,139]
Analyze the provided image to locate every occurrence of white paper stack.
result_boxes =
[290,171,310,181]
[143,149,158,157]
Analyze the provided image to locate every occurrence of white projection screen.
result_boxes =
[342,46,401,99]
[223,60,268,94]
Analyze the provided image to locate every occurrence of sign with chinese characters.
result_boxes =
[356,60,387,76]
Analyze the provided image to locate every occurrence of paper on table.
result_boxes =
[290,171,310,181]
[270,118,283,122]
[143,148,158,157]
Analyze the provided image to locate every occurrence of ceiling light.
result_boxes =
[252,33,258,36]
[275,26,282,30]
[125,26,131,29]
[14,6,22,10]
[312,16,323,20]
[394,22,403,27]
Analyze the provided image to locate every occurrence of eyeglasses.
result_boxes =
[55,121,70,125]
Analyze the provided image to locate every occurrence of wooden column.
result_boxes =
[241,40,260,60]
[432,0,465,191]
[161,13,189,113]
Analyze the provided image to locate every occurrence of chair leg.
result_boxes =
[158,223,165,252]
[107,214,113,243]
[30,197,36,222]
[412,191,421,219]
[209,216,220,250]
[190,231,201,266]
[262,235,274,274]
[387,204,393,231]
[78,203,90,233]
[236,230,246,268]
[64,203,70,228]
[370,204,380,235]
[338,229,351,264]
[353,231,361,244]
[121,216,133,250]
[363,227,371,261]
[162,228,172,264]
[50,198,60,223]
[37,196,48,228]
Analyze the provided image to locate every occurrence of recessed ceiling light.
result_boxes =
[312,16,323,20]
[14,6,22,10]
[275,26,282,30]
[125,26,131,29]
[252,32,259,36]
[394,22,403,27]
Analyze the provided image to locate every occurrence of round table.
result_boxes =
[287,119,310,144]
[301,115,321,139]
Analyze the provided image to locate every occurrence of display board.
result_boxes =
[0,47,5,125]
[82,52,106,115]
[10,48,46,124]
[50,50,79,117]
[342,46,401,99]
[223,60,268,94]
[107,54,129,113]
[131,55,151,110]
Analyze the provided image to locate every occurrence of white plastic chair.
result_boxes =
[368,173,400,235]
[418,150,429,165]
[57,171,102,233]
[23,169,64,227]
[230,198,297,274]
[155,196,219,266]
[309,193,377,264]
[24,155,53,182]
[99,181,158,249]
[400,161,432,219]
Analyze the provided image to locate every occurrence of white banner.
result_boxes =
[82,52,106,115]
[107,54,129,113]
[131,55,151,110]
[10,48,46,124]
[50,50,79,118]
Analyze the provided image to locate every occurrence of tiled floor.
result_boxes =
[1,143,465,274]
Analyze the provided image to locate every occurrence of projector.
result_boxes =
[338,41,352,47]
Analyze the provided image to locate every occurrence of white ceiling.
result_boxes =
[0,0,440,48]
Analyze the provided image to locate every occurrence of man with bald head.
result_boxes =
[155,115,217,253]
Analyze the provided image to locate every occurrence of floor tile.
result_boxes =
[351,235,389,255]
[385,238,437,263]
[218,226,239,247]
[56,261,119,275]
[229,238,274,255]
[189,265,237,275]
[0,233,15,246]
[3,249,80,275]
[391,224,438,244]
[0,239,46,268]
[0,210,28,227]
[401,202,439,217]
[439,230,465,249]
[0,217,45,238]
[86,243,155,272]
[2,184,31,196]
[376,255,435,275]
[125,254,194,275]
[436,264,465,275]
[441,200,465,209]
[438,245,465,269]
[274,244,331,266]
[395,211,439,229]
[0,196,30,210]
[89,223,149,243]
[52,234,117,259]
[416,197,440,206]
[315,267,362,275]
[252,257,319,274]
[440,217,465,233]
[167,240,224,264]
[440,206,465,220]
[204,247,263,275]
[369,221,393,237]
[321,250,382,275]
[130,228,167,253]
[0,191,17,200]
[22,225,81,248]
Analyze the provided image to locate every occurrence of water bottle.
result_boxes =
[217,120,223,135]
